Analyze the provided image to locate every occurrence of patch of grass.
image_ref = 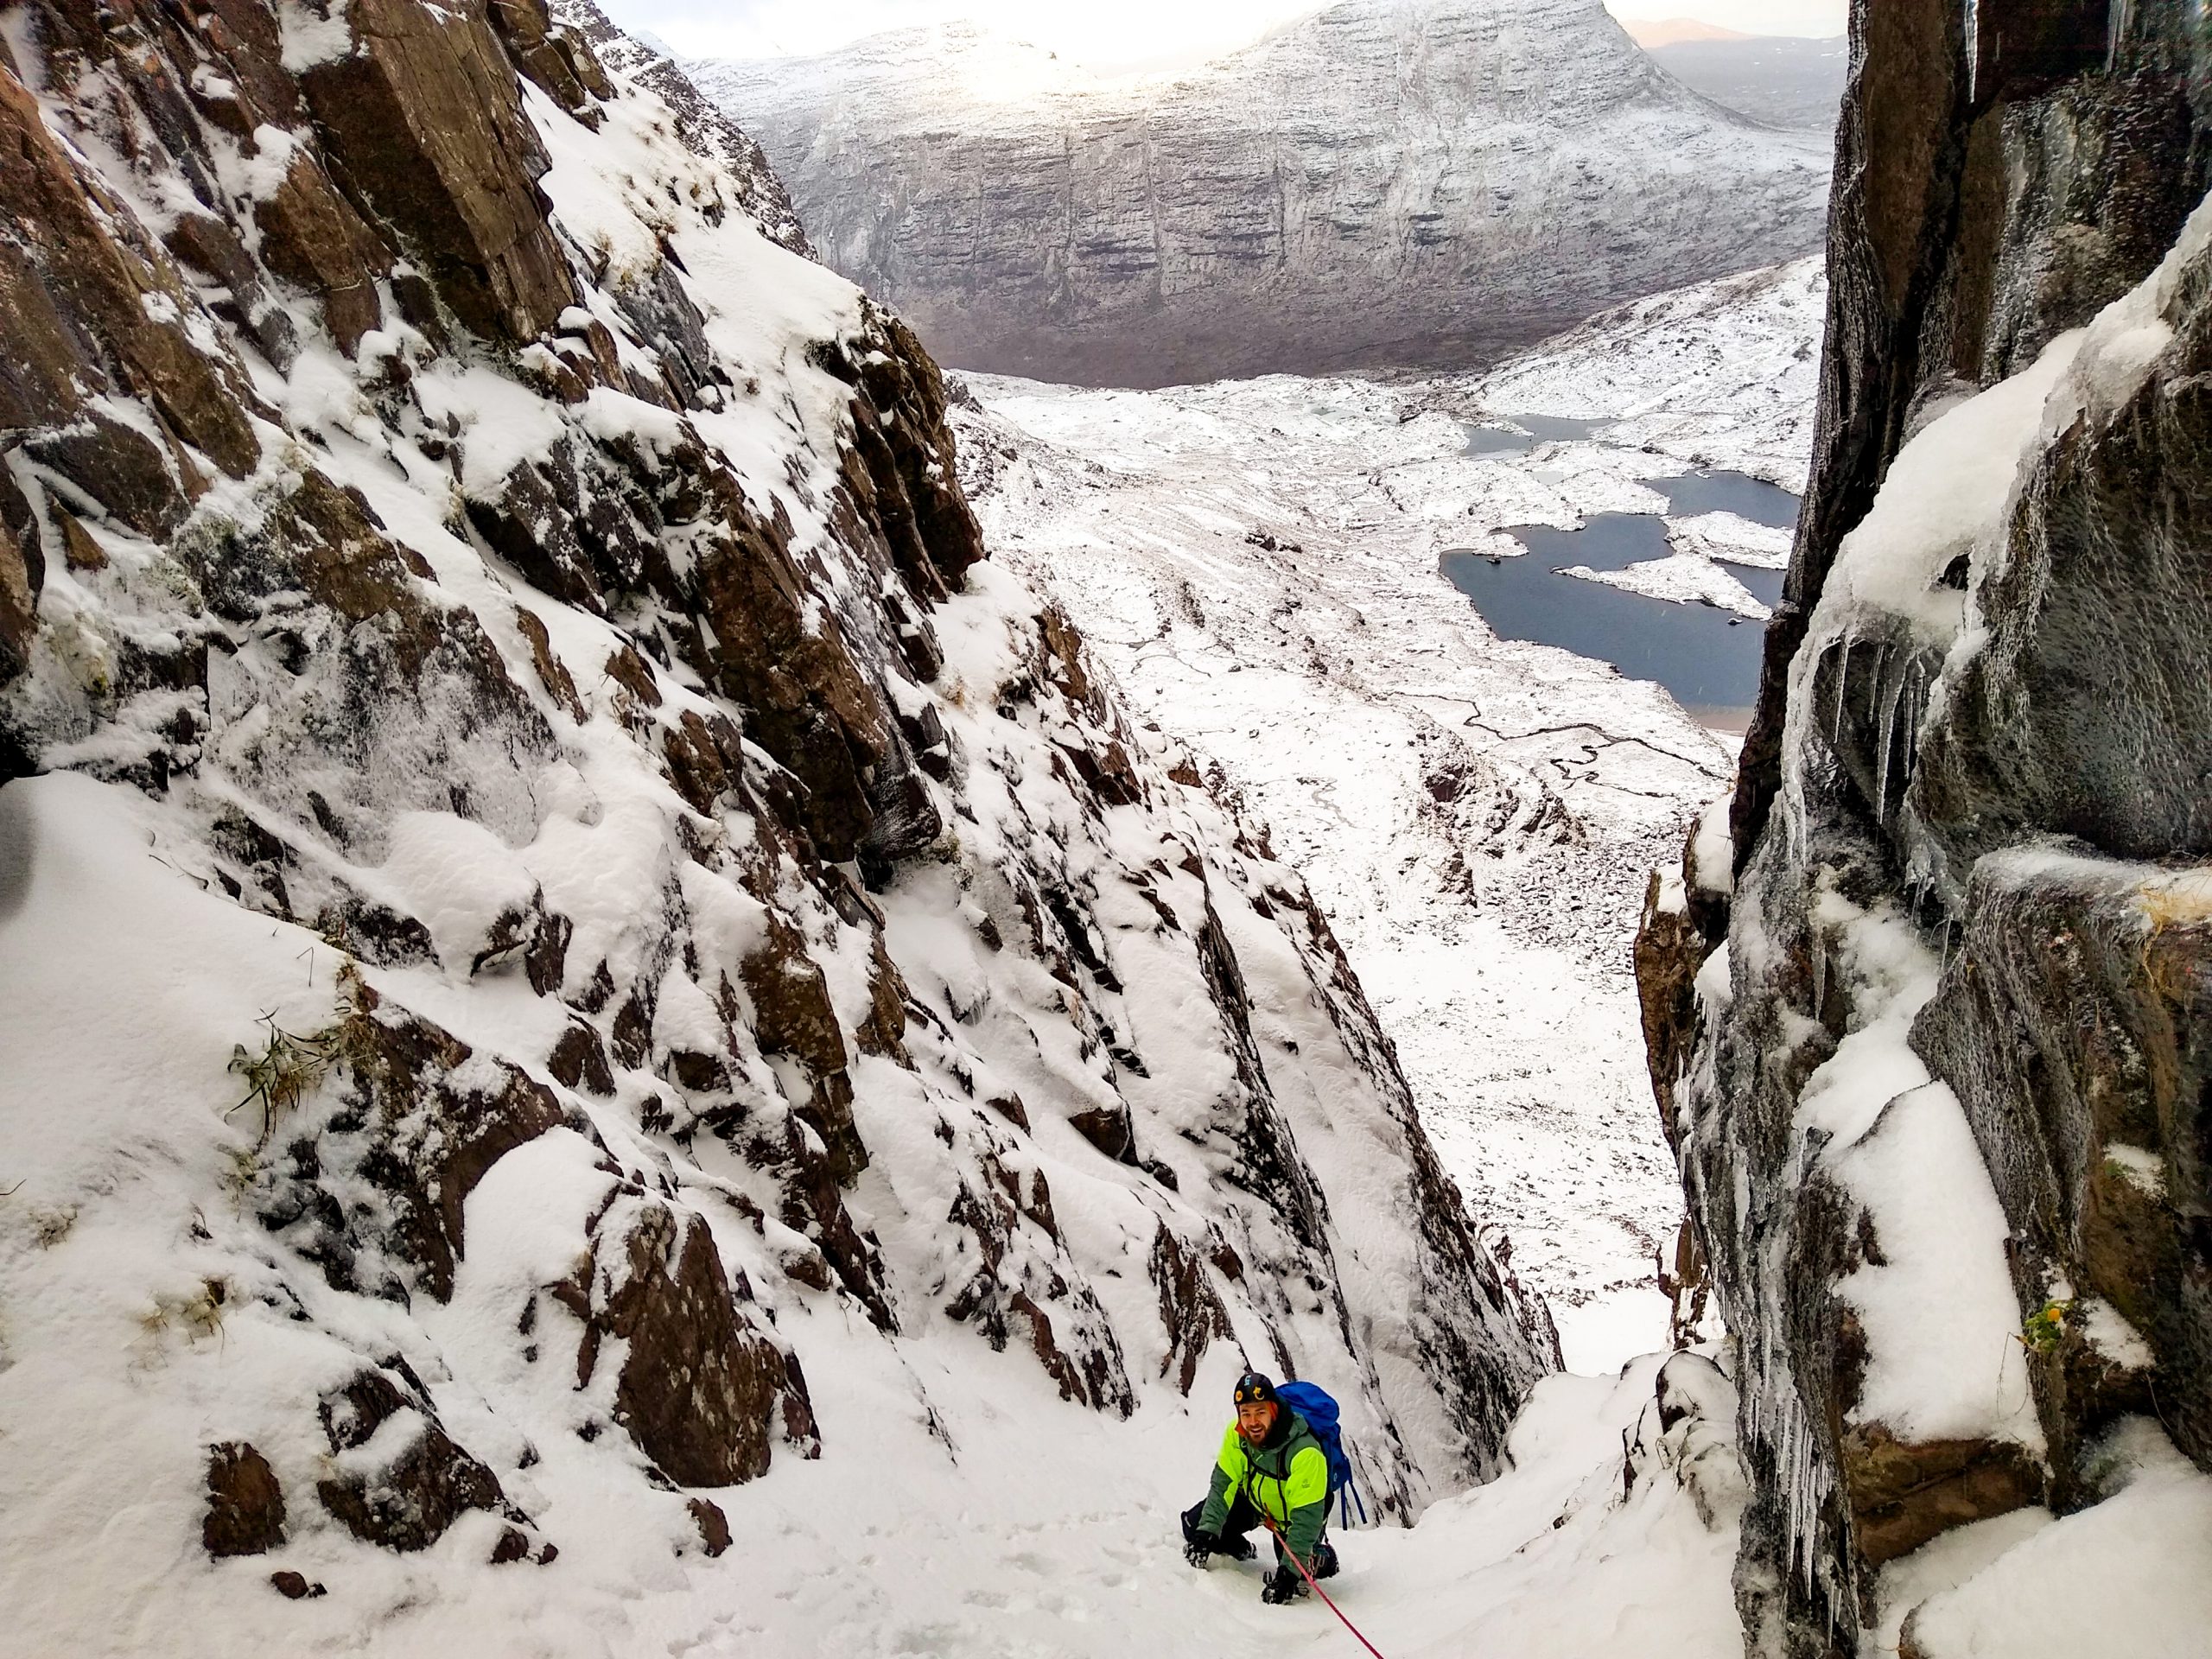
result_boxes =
[227,963,365,1145]
[2127,872,2212,1004]
[139,1276,228,1349]
[227,1016,340,1143]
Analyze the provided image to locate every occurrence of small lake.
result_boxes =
[1440,457,1801,723]
[1651,468,1800,530]
[1463,415,1611,456]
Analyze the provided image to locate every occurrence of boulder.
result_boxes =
[315,1368,523,1552]
[254,149,392,354]
[558,1198,818,1487]
[203,1442,287,1558]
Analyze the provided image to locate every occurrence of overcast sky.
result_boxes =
[596,0,1848,69]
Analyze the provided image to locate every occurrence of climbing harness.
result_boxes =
[1257,1512,1389,1659]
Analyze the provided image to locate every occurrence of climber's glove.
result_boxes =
[1260,1567,1305,1605]
[1185,1533,1217,1569]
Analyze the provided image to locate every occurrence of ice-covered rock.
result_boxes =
[690,0,1831,386]
[1638,5,2212,1655]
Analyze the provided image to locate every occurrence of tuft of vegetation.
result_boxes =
[2018,1299,2073,1356]
[139,1276,229,1349]
[228,1016,340,1142]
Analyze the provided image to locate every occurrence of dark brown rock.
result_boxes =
[662,709,746,815]
[693,518,897,862]
[23,407,194,539]
[54,509,107,574]
[548,1020,616,1096]
[1840,1424,2043,1567]
[188,469,416,630]
[604,643,663,707]
[204,1442,287,1557]
[259,988,569,1300]
[851,932,912,1063]
[1068,1102,1136,1165]
[1147,1223,1232,1395]
[269,1569,325,1599]
[487,0,602,116]
[298,0,577,341]
[315,1369,514,1551]
[685,1496,732,1558]
[1634,876,1702,1156]
[944,1170,1135,1414]
[514,607,586,721]
[572,1201,817,1486]
[255,148,392,355]
[0,520,35,689]
[0,68,261,478]
[1915,862,2212,1486]
[164,212,299,369]
[740,918,865,1183]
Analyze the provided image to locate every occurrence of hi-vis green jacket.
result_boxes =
[1197,1414,1330,1565]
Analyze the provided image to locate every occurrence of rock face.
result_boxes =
[0,1,1551,1635]
[691,0,1830,387]
[1638,3,2212,1655]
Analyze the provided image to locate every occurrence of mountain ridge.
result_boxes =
[691,0,1830,386]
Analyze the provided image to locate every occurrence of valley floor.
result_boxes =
[954,258,1824,1368]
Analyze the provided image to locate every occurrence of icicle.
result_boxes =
[1900,661,1923,795]
[1829,635,1851,746]
[1874,650,1903,826]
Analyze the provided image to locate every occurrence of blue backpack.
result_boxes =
[1275,1381,1368,1528]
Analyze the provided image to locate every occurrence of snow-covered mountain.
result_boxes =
[1644,34,1847,132]
[690,0,1832,386]
[0,2,1556,1648]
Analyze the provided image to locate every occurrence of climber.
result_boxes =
[1180,1370,1340,1605]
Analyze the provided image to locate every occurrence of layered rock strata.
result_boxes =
[692,0,1830,386]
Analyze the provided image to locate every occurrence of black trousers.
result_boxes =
[1180,1497,1338,1578]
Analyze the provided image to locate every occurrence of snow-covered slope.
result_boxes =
[0,3,1554,1649]
[690,0,1831,386]
[947,258,1824,1366]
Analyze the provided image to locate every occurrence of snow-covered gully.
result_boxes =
[6,2,2212,1656]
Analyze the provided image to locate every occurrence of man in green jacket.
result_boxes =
[1179,1371,1340,1604]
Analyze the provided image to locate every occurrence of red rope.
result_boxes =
[1259,1514,1389,1659]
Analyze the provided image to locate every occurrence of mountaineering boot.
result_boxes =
[1224,1532,1255,1561]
